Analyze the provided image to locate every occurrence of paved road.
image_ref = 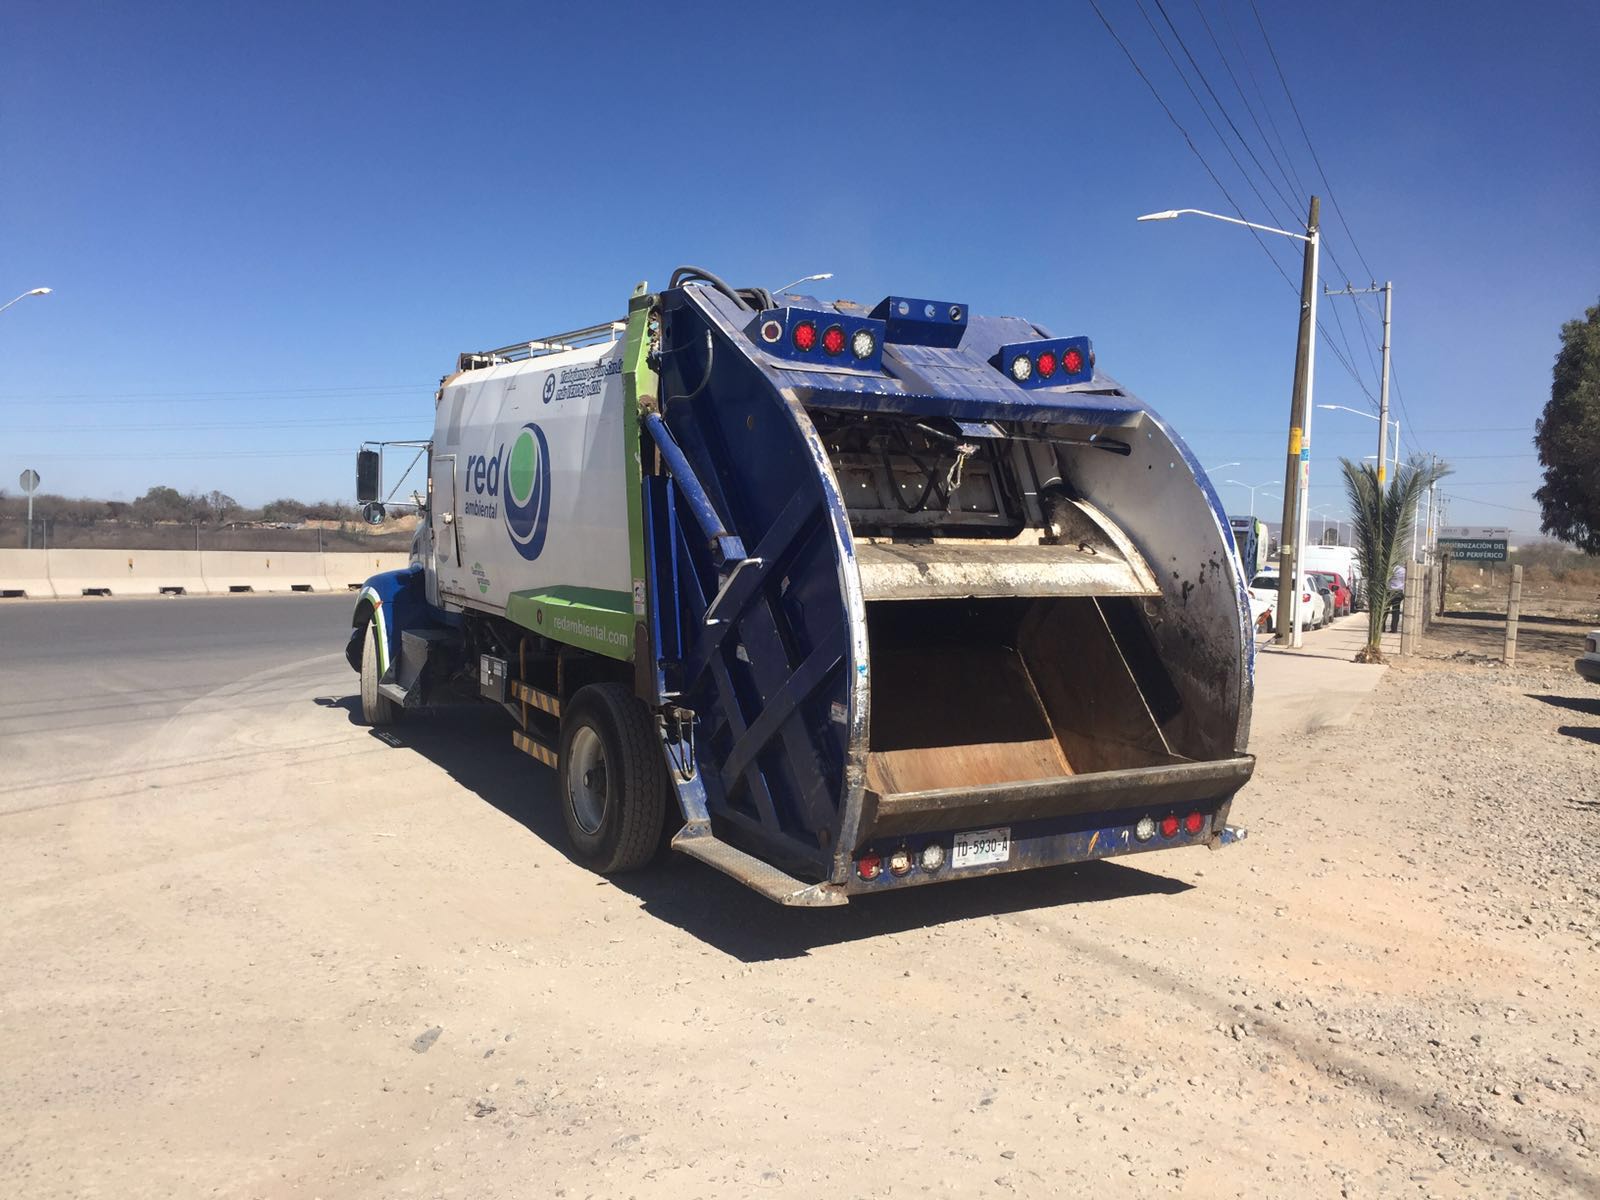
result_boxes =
[0,594,358,805]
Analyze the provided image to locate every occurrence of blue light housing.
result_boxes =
[745,307,885,372]
[869,296,967,348]
[995,336,1094,388]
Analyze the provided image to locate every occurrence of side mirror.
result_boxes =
[356,449,380,503]
[362,501,386,526]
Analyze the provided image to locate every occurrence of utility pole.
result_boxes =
[1276,195,1320,648]
[1425,456,1439,563]
[1325,281,1393,485]
[1377,283,1392,485]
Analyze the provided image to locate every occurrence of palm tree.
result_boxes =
[1340,456,1449,663]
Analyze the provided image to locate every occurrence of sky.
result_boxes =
[2,0,1597,538]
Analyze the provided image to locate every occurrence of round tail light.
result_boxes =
[920,843,945,872]
[792,321,818,352]
[821,324,846,356]
[888,847,913,877]
[1036,350,1058,378]
[1062,347,1085,374]
[1009,355,1033,382]
[857,852,882,881]
[1159,815,1180,838]
[1184,811,1205,835]
[851,329,877,360]
[1134,816,1157,842]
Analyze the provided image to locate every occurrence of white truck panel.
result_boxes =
[430,342,631,613]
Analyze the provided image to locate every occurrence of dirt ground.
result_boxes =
[1,607,1597,1198]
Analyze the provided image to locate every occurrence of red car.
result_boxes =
[1310,571,1352,618]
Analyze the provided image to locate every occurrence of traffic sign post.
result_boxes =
[19,469,40,551]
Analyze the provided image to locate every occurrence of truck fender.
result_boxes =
[348,565,426,679]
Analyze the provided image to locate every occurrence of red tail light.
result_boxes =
[857,852,882,881]
[1036,350,1058,378]
[792,321,818,352]
[1062,347,1085,375]
[1184,811,1205,835]
[1159,815,1180,838]
[821,325,846,356]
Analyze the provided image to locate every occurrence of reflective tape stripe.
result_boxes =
[512,730,559,769]
[511,680,561,717]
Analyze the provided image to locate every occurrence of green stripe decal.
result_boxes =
[359,586,391,677]
[506,586,635,661]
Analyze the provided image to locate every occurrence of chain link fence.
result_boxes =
[0,517,417,553]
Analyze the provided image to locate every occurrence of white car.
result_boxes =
[1249,572,1327,633]
[1578,632,1600,684]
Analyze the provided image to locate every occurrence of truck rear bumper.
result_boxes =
[841,799,1247,897]
[859,755,1254,838]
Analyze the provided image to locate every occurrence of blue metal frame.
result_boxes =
[744,306,886,372]
[994,335,1095,388]
[869,295,968,348]
[641,282,1254,888]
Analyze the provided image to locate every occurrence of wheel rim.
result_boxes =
[566,726,608,836]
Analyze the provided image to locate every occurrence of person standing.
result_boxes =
[1386,563,1407,633]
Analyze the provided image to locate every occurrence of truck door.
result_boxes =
[430,453,462,598]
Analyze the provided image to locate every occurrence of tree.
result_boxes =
[1341,456,1451,663]
[204,490,238,524]
[1535,300,1600,552]
[131,485,189,524]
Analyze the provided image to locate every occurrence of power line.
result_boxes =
[1247,0,1378,281]
[1217,0,1308,199]
[1190,0,1304,210]
[1,418,427,434]
[1151,0,1301,221]
[18,448,361,460]
[1438,494,1540,516]
[1092,1,1377,401]
[1127,0,1301,255]
[0,383,423,401]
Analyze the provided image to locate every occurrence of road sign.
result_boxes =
[1437,537,1507,562]
[19,468,40,494]
[1439,525,1509,541]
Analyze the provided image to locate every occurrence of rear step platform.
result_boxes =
[672,826,846,907]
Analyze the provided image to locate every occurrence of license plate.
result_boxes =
[952,827,1011,869]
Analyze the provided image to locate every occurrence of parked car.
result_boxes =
[1578,631,1600,684]
[1248,593,1273,634]
[1302,545,1363,612]
[1309,571,1352,618]
[1249,572,1326,632]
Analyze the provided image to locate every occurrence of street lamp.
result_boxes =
[0,286,52,316]
[1206,460,1241,474]
[772,272,833,295]
[1140,201,1320,648]
[1318,403,1401,475]
[1310,505,1344,545]
[1225,479,1278,518]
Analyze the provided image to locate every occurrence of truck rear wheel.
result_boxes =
[359,617,398,727]
[558,683,668,874]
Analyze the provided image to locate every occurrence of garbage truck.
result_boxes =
[347,267,1253,906]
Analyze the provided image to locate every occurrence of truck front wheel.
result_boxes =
[358,617,399,727]
[558,683,668,874]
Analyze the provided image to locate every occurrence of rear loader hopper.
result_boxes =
[350,268,1254,906]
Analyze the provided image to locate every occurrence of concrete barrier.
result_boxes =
[200,551,332,593]
[46,549,210,597]
[0,549,56,598]
[323,552,409,591]
[0,548,413,599]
